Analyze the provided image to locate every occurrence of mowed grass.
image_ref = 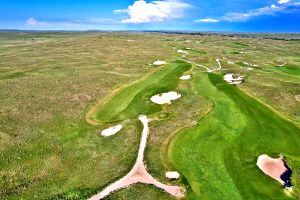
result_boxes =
[168,71,300,199]
[93,60,191,123]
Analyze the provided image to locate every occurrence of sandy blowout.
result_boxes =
[224,74,244,85]
[177,50,189,54]
[180,75,191,80]
[166,171,180,179]
[150,91,182,105]
[101,125,123,137]
[152,60,167,66]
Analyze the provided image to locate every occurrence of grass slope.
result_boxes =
[93,60,191,123]
[169,71,300,199]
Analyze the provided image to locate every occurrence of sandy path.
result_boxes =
[181,59,211,72]
[215,59,222,71]
[182,58,222,73]
[89,115,183,200]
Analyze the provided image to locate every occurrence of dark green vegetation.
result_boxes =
[169,72,300,199]
[0,31,299,199]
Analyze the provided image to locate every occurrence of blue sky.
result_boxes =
[0,0,300,32]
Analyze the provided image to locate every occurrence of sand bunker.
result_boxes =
[295,95,300,102]
[224,74,244,85]
[101,125,123,137]
[257,154,292,188]
[180,75,191,80]
[278,63,287,67]
[152,60,167,66]
[150,91,182,105]
[89,116,184,200]
[177,50,189,54]
[166,171,180,179]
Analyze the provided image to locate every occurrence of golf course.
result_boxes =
[1,31,300,200]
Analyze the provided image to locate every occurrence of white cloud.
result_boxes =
[221,5,284,22]
[195,1,300,23]
[26,18,46,26]
[114,0,192,23]
[25,17,118,28]
[195,18,219,23]
[271,4,277,8]
[278,0,290,4]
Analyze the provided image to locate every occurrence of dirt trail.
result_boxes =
[182,58,222,73]
[89,115,183,200]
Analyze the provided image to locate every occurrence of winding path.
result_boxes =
[181,58,222,73]
[89,115,184,200]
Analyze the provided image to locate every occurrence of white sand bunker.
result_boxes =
[152,60,167,66]
[224,74,244,85]
[101,125,123,137]
[180,75,191,80]
[295,95,300,102]
[278,62,287,67]
[177,50,189,54]
[150,91,182,105]
[257,154,293,188]
[166,171,180,179]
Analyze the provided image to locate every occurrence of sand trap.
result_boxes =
[166,171,180,179]
[89,115,184,200]
[224,74,244,85]
[150,91,182,105]
[152,60,167,66]
[228,61,235,64]
[246,67,254,71]
[278,63,287,67]
[180,75,191,80]
[295,95,300,102]
[101,125,123,137]
[257,154,292,188]
[177,50,189,54]
[243,62,257,67]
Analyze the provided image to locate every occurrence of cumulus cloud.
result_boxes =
[114,0,192,23]
[195,18,219,23]
[195,1,300,23]
[26,18,46,26]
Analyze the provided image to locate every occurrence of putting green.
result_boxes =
[168,71,300,199]
[92,60,191,123]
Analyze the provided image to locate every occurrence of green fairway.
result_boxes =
[168,71,300,199]
[93,60,191,123]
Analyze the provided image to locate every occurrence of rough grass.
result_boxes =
[0,31,299,199]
